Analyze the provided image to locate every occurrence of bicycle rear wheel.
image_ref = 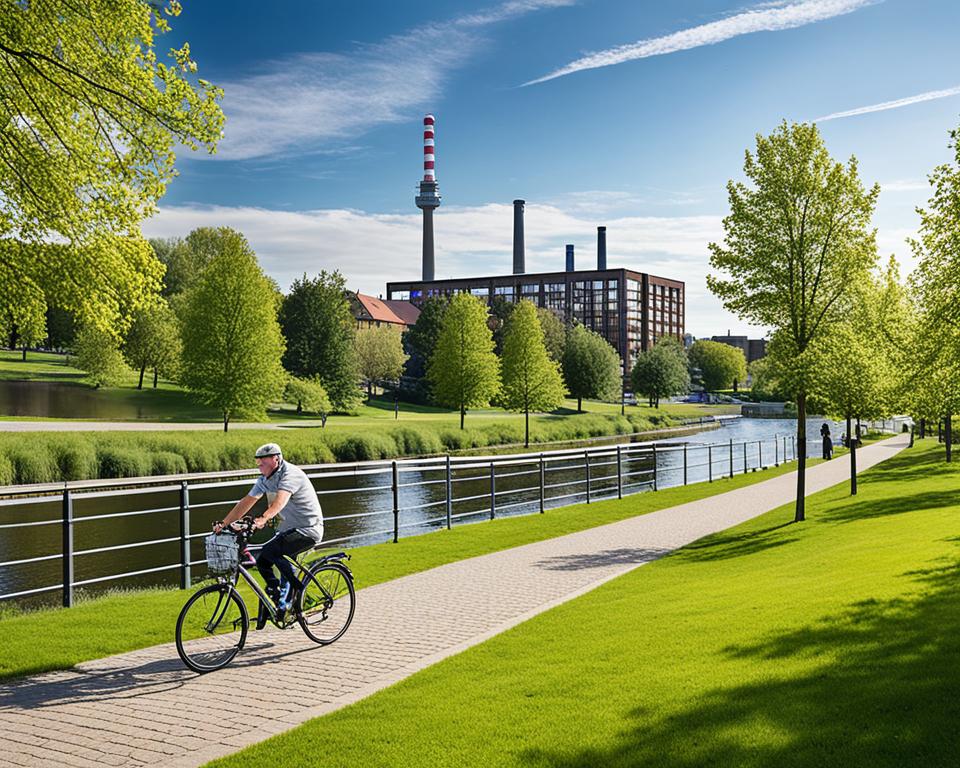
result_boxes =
[176,584,248,673]
[298,563,355,644]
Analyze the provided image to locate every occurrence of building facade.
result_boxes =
[710,333,767,363]
[349,292,421,330]
[387,268,684,373]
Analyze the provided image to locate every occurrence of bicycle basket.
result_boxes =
[205,534,239,574]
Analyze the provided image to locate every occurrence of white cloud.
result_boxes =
[523,0,877,86]
[814,84,960,122]
[209,1,575,160]
[879,179,929,193]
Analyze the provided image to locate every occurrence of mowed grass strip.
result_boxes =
[0,457,811,681]
[205,438,960,768]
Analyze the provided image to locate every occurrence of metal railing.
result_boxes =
[0,434,810,608]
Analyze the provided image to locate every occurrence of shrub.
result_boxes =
[389,426,443,456]
[51,438,99,481]
[150,451,188,476]
[0,454,14,486]
[97,446,151,478]
[8,446,57,484]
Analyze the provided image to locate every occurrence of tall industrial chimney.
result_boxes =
[565,244,575,272]
[597,226,607,270]
[415,115,441,282]
[513,199,525,274]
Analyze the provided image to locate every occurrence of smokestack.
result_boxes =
[597,226,607,270]
[513,199,525,275]
[415,114,441,282]
[565,244,575,272]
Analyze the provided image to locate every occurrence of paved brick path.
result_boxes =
[0,436,908,767]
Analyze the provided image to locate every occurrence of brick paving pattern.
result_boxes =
[0,436,907,767]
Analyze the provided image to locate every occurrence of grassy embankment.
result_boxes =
[0,454,812,681]
[0,349,735,485]
[202,437,960,768]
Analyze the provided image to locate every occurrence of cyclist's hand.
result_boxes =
[212,520,224,534]
[252,516,266,530]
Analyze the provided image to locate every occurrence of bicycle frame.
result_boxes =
[221,553,314,628]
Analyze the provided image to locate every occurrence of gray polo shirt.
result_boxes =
[248,460,324,543]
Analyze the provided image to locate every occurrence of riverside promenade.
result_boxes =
[0,435,908,767]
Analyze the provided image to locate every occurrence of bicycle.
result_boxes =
[175,518,356,673]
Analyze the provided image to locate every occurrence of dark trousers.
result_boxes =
[256,529,315,591]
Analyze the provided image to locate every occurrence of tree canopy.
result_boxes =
[631,337,690,408]
[562,324,622,412]
[179,228,285,431]
[284,376,331,420]
[427,292,500,429]
[123,300,181,389]
[403,295,448,384]
[708,121,878,521]
[0,1,223,333]
[500,300,566,446]
[689,340,747,392]
[536,307,566,363]
[355,324,408,399]
[279,271,359,412]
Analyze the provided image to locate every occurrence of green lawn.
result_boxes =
[0,456,813,681]
[205,437,959,768]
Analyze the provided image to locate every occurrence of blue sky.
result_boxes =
[142,0,960,336]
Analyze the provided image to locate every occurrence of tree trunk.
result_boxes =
[296,400,303,414]
[321,412,327,428]
[367,380,372,401]
[223,411,229,432]
[138,365,145,390]
[947,413,953,463]
[153,368,159,388]
[577,396,582,413]
[460,403,465,430]
[21,347,26,362]
[847,412,857,496]
[795,393,806,522]
[525,408,530,448]
[920,418,926,439]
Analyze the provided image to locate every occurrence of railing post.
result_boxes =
[683,443,688,486]
[392,461,399,543]
[708,445,713,483]
[758,440,763,470]
[539,454,545,513]
[652,445,658,491]
[774,435,779,466]
[729,438,734,478]
[585,450,591,503]
[179,481,191,590]
[489,461,496,520]
[616,445,623,499]
[743,441,748,474]
[445,455,452,530]
[791,436,795,460]
[62,488,73,608]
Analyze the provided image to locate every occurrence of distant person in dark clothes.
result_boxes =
[821,424,833,459]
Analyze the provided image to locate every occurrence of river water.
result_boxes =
[0,417,849,608]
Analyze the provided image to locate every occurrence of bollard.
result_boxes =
[445,455,452,530]
[652,445,658,491]
[62,488,74,608]
[179,481,191,590]
[392,461,399,543]
[708,445,713,483]
[683,443,688,486]
[729,439,734,478]
[743,441,748,474]
[775,435,779,466]
[758,440,763,469]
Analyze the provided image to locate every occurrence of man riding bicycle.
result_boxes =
[214,443,323,620]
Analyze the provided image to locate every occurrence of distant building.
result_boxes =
[350,292,421,330]
[710,331,767,363]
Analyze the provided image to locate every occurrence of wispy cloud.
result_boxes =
[814,85,960,122]
[210,1,575,160]
[879,179,929,193]
[522,0,877,86]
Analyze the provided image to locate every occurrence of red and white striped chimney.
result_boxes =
[423,114,435,181]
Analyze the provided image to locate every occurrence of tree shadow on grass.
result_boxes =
[668,522,799,564]
[518,553,960,768]
[534,547,672,571]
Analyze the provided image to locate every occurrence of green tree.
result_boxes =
[356,325,408,399]
[562,324,622,412]
[403,295,449,382]
[1,295,45,361]
[74,322,129,388]
[279,272,359,412]
[748,357,787,401]
[179,228,285,431]
[909,120,960,462]
[501,300,566,446]
[536,307,566,363]
[427,292,500,429]
[284,376,332,422]
[708,121,878,522]
[45,306,76,351]
[123,301,181,389]
[689,340,748,391]
[631,337,690,408]
[489,296,516,356]
[0,1,223,333]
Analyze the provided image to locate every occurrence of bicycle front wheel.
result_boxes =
[176,583,248,673]
[298,563,355,644]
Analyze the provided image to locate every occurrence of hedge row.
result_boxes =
[0,411,677,487]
